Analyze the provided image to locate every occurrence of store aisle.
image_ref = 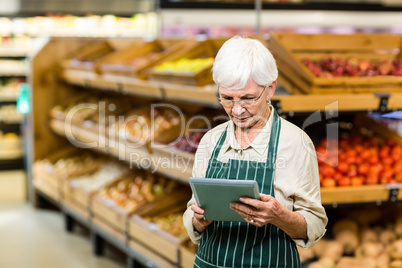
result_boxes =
[0,170,126,268]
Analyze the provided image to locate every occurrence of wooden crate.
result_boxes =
[33,146,79,201]
[180,242,197,268]
[129,215,185,264]
[150,143,194,182]
[61,40,116,72]
[147,39,222,86]
[99,39,195,79]
[269,33,402,94]
[91,194,129,234]
[320,185,389,205]
[128,240,177,268]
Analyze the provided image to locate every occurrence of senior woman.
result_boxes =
[183,36,327,268]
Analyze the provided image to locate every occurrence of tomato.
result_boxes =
[337,161,349,173]
[391,146,402,161]
[358,163,369,175]
[322,177,336,187]
[346,156,357,165]
[365,174,379,185]
[386,138,397,147]
[381,168,394,180]
[369,156,379,165]
[394,161,402,173]
[334,172,343,181]
[351,176,363,187]
[360,149,371,160]
[337,176,351,187]
[380,146,390,158]
[395,172,402,182]
[320,164,336,177]
[382,157,394,166]
[346,149,357,158]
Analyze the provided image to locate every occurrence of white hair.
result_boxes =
[212,35,278,90]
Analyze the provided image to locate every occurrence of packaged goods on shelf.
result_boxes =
[0,132,22,159]
[0,78,25,101]
[0,105,23,123]
[0,59,27,76]
[269,33,402,94]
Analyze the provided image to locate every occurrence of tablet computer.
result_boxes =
[188,177,260,222]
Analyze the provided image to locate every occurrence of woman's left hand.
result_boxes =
[230,193,284,227]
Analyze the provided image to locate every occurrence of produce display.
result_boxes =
[69,161,129,192]
[301,57,402,78]
[37,151,100,178]
[152,57,214,74]
[143,213,188,240]
[123,107,182,144]
[300,204,402,268]
[97,172,179,213]
[50,96,99,121]
[172,131,206,153]
[317,136,402,187]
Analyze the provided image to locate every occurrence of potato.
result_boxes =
[332,219,359,235]
[355,242,383,258]
[335,257,376,268]
[335,229,359,254]
[391,240,402,259]
[308,257,335,268]
[360,228,379,243]
[322,241,343,262]
[379,229,397,245]
[350,206,382,225]
[376,252,390,268]
[297,246,315,263]
[313,239,330,258]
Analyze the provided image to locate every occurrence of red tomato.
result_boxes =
[365,174,379,185]
[391,146,402,161]
[320,164,336,178]
[369,156,379,165]
[334,172,343,181]
[381,168,394,180]
[322,177,336,187]
[358,164,369,175]
[394,161,402,173]
[380,146,390,158]
[337,176,351,187]
[395,172,402,182]
[337,161,349,173]
[360,149,371,159]
[351,176,363,187]
[348,165,358,177]
[346,156,357,165]
[382,157,394,166]
[386,138,397,147]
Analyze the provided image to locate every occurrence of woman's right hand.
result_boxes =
[191,203,213,233]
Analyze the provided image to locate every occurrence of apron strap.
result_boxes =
[266,108,281,168]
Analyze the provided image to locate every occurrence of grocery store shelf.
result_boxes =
[320,184,402,206]
[49,119,192,183]
[0,48,29,57]
[61,68,402,113]
[0,157,24,170]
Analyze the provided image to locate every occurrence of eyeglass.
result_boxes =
[216,85,267,108]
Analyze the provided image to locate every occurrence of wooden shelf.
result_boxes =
[60,68,402,113]
[49,119,192,184]
[320,184,401,206]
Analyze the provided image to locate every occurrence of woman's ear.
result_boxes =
[267,81,277,100]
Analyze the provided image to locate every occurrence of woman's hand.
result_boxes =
[230,193,284,227]
[191,203,213,233]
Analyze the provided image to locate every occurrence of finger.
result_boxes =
[191,204,205,214]
[239,197,261,209]
[259,193,273,202]
[230,202,256,216]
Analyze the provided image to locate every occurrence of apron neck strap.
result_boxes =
[210,108,281,165]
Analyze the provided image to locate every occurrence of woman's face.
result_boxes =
[218,80,276,130]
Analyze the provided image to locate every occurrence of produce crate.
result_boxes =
[33,146,80,202]
[61,40,116,72]
[128,188,192,264]
[269,33,402,94]
[150,143,194,181]
[180,241,197,268]
[99,39,195,79]
[147,39,223,86]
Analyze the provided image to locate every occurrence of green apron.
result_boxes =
[194,109,300,268]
